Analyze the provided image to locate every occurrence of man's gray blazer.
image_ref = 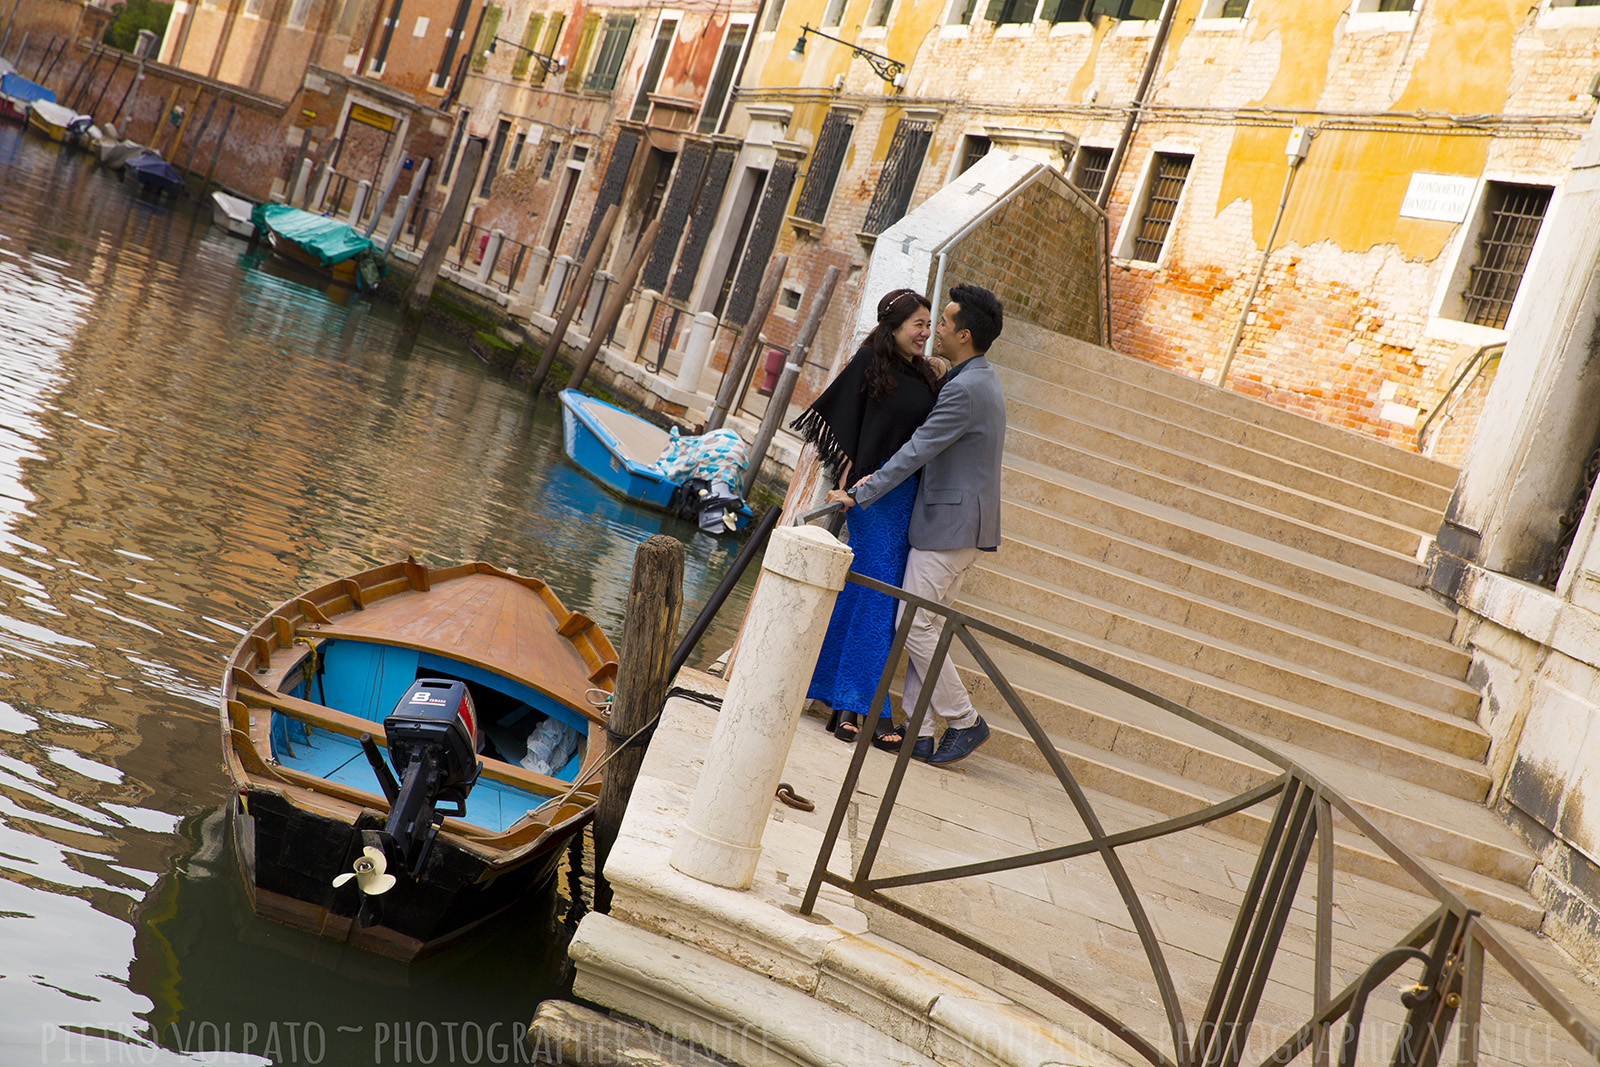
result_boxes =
[852,355,1007,551]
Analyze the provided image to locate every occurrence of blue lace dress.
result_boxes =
[806,472,919,719]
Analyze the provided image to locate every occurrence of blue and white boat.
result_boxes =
[558,389,753,533]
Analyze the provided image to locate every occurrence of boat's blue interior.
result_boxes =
[269,639,588,834]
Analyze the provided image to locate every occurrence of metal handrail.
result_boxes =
[799,572,1600,1067]
[1416,341,1505,455]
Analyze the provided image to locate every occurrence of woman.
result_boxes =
[792,288,941,751]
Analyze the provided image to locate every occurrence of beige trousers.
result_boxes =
[897,545,982,736]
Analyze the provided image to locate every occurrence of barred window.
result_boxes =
[862,118,934,236]
[481,119,511,196]
[508,131,527,171]
[584,14,636,93]
[1459,183,1551,330]
[957,135,990,176]
[441,110,471,184]
[540,140,562,180]
[1074,145,1111,199]
[1128,152,1191,262]
[793,110,856,223]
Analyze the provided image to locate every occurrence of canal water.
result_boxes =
[0,125,759,1065]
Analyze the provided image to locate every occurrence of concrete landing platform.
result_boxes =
[566,671,1600,1067]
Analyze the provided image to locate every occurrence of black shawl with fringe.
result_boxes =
[791,345,938,488]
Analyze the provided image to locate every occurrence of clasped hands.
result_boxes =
[825,477,869,510]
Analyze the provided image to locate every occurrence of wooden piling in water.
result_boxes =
[405,135,484,317]
[707,254,788,432]
[528,203,617,396]
[593,534,683,912]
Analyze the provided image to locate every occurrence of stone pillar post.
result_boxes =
[628,289,661,363]
[349,180,370,226]
[676,312,719,393]
[510,247,552,318]
[290,158,313,207]
[539,255,572,317]
[670,525,854,889]
[478,228,504,284]
[579,270,612,333]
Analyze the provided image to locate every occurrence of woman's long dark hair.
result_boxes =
[862,288,940,401]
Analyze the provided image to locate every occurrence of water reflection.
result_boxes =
[0,124,755,1064]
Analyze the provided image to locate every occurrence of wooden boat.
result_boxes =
[210,190,256,238]
[220,558,617,960]
[251,202,385,290]
[559,389,753,534]
[28,99,91,144]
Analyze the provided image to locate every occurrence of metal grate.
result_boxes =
[1131,153,1191,263]
[793,110,855,223]
[1462,183,1550,330]
[862,119,934,236]
[1075,145,1111,199]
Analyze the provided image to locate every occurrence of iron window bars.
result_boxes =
[1132,152,1192,262]
[793,109,856,224]
[861,117,933,236]
[1462,182,1551,331]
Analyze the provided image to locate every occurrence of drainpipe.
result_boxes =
[1217,125,1311,386]
[1094,0,1181,211]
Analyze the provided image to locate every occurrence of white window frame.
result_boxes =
[1536,0,1600,28]
[821,0,849,28]
[1194,0,1250,26]
[1111,147,1196,267]
[1344,0,1419,33]
[861,0,895,32]
[1423,173,1560,347]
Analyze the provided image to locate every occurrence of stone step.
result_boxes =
[1003,456,1427,589]
[997,501,1469,678]
[954,593,1493,801]
[1008,426,1425,561]
[1000,461,1451,638]
[963,567,1483,757]
[996,364,1443,533]
[978,534,1475,709]
[992,321,1459,493]
[948,646,1529,885]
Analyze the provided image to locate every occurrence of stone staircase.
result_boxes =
[942,320,1542,928]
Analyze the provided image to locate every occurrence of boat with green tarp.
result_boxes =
[251,203,386,290]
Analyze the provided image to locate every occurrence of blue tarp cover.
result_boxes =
[250,203,376,267]
[1,73,54,105]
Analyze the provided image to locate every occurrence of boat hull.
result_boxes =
[27,107,70,142]
[559,390,753,531]
[0,97,24,124]
[230,788,581,958]
[268,230,358,285]
[220,558,617,961]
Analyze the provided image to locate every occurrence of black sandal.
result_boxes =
[871,718,906,752]
[834,712,860,742]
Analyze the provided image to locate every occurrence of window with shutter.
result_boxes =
[793,109,855,223]
[1089,0,1161,17]
[470,6,502,71]
[763,0,788,30]
[697,23,749,134]
[821,0,848,26]
[864,0,894,26]
[530,13,564,84]
[630,17,677,121]
[862,118,934,236]
[564,13,601,92]
[1038,0,1091,20]
[512,14,544,80]
[946,0,978,24]
[584,14,637,92]
[984,0,1038,23]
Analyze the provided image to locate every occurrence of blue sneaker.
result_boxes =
[927,717,990,766]
[911,735,936,761]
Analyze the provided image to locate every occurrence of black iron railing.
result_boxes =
[796,553,1600,1067]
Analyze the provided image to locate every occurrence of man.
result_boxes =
[827,284,1007,766]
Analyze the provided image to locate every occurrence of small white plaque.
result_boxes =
[1400,172,1476,223]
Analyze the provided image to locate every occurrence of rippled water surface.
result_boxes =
[0,125,758,1065]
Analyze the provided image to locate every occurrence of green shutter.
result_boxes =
[512,14,543,80]
[564,12,601,92]
[983,0,1009,20]
[470,5,502,72]
[530,12,564,84]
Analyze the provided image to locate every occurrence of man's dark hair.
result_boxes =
[949,284,1003,353]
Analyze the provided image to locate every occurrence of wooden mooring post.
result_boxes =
[527,203,617,396]
[566,217,660,393]
[593,534,683,912]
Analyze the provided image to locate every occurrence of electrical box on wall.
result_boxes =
[1285,126,1311,160]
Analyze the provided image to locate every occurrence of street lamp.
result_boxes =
[484,34,566,75]
[786,24,906,89]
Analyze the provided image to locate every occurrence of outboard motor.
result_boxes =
[354,679,483,884]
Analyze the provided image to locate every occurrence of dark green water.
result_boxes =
[0,123,757,1065]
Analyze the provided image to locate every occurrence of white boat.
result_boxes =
[210,190,256,239]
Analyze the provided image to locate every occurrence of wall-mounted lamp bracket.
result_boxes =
[787,24,905,88]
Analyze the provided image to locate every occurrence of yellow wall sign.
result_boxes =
[349,105,396,132]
